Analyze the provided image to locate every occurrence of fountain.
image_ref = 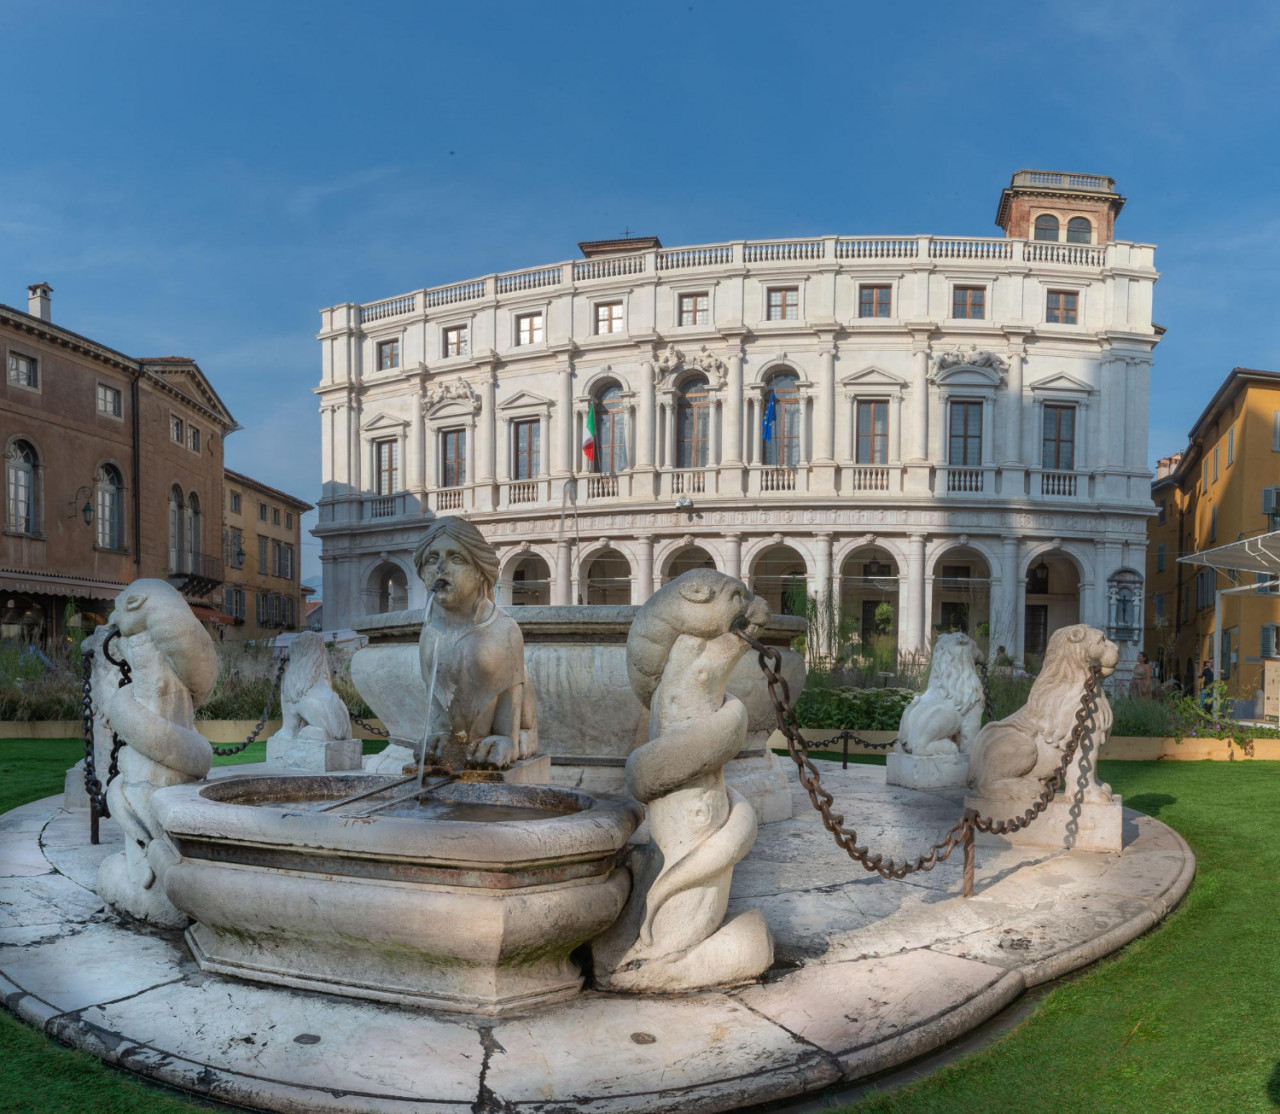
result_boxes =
[144,518,643,1013]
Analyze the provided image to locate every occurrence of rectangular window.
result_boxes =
[258,536,268,572]
[170,415,184,443]
[1154,593,1165,621]
[442,428,467,487]
[1228,427,1235,465]
[374,439,399,496]
[1210,504,1217,543]
[948,401,983,467]
[258,501,268,522]
[678,292,709,326]
[1157,499,1167,525]
[1213,446,1219,482]
[513,418,541,480]
[189,426,201,454]
[256,592,266,625]
[1202,460,1208,491]
[229,527,243,568]
[230,492,241,514]
[272,540,282,577]
[765,287,799,321]
[1046,290,1079,325]
[285,511,293,529]
[858,285,892,318]
[595,302,624,334]
[443,325,469,358]
[516,313,544,346]
[1156,544,1166,572]
[1273,411,1280,452]
[952,287,985,319]
[1042,405,1076,470]
[677,384,711,469]
[377,339,400,371]
[7,351,38,389]
[855,400,889,464]
[271,507,281,526]
[97,384,122,417]
[1263,625,1276,659]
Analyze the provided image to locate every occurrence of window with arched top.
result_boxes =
[95,465,124,550]
[591,385,629,474]
[1066,216,1092,244]
[763,372,800,468]
[378,566,408,613]
[1033,214,1060,241]
[5,440,38,535]
[168,486,185,573]
[676,375,711,469]
[186,492,202,567]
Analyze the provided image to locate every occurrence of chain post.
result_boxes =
[962,811,976,898]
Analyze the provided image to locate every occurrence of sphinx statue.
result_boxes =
[593,569,774,992]
[365,517,537,774]
[96,579,218,927]
[265,631,361,771]
[966,623,1122,851]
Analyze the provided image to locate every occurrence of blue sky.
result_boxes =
[6,0,1280,581]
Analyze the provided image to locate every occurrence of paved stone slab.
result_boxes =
[0,766,1196,1114]
[737,951,1022,1074]
[482,992,841,1112]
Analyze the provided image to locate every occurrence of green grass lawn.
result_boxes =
[2,740,1278,1113]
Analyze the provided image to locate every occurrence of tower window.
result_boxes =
[1034,214,1060,241]
[1066,217,1093,244]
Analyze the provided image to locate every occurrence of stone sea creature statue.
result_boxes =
[967,623,1118,806]
[96,578,218,928]
[265,630,360,770]
[897,632,985,757]
[414,516,537,771]
[593,569,774,992]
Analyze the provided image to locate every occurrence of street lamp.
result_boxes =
[71,486,94,527]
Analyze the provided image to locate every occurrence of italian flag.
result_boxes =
[583,405,596,464]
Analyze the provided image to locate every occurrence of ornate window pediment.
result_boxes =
[840,365,908,394]
[424,379,481,419]
[1028,371,1093,396]
[360,412,409,435]
[497,389,553,413]
[932,363,1004,389]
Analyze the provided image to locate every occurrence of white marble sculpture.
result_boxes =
[265,631,361,771]
[96,579,218,927]
[593,569,774,992]
[64,624,124,808]
[966,624,1122,851]
[886,632,984,789]
[366,517,537,773]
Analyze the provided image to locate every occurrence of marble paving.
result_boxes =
[0,760,1194,1113]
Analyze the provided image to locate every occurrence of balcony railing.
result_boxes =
[1040,471,1078,497]
[509,480,539,505]
[360,294,417,324]
[671,468,706,495]
[761,467,797,492]
[586,474,620,499]
[849,466,890,492]
[947,468,985,493]
[167,552,224,596]
[1012,169,1115,194]
[368,495,399,519]
[1024,241,1106,267]
[436,487,464,511]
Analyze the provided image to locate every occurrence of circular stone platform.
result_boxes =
[0,761,1193,1114]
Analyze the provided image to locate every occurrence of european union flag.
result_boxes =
[762,389,777,443]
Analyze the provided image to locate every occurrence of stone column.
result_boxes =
[889,392,903,463]
[477,373,495,485]
[1003,344,1026,490]
[635,535,654,604]
[1015,560,1029,664]
[554,539,572,606]
[498,416,512,483]
[725,532,742,581]
[904,336,932,493]
[555,365,574,476]
[997,534,1021,659]
[815,348,836,461]
[813,532,833,647]
[538,411,550,477]
[407,386,424,496]
[902,534,927,653]
[638,360,656,470]
[724,353,744,463]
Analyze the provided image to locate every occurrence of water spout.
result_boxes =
[417,590,441,792]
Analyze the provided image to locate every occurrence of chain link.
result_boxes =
[82,627,133,844]
[738,629,1101,891]
[211,652,290,757]
[351,714,390,738]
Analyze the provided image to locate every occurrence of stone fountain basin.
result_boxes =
[150,774,642,1015]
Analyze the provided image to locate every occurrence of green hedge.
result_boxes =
[793,685,915,730]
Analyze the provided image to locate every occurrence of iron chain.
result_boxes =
[351,715,390,738]
[82,626,133,843]
[738,629,1101,890]
[211,652,289,757]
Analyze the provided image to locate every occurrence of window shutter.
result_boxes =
[1273,411,1280,451]
[1265,487,1277,516]
[1264,625,1275,659]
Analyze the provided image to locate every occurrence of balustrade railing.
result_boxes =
[744,240,825,263]
[930,238,1014,260]
[1014,170,1113,192]
[947,468,985,493]
[835,237,918,260]
[437,488,464,510]
[586,474,619,499]
[509,480,539,505]
[658,245,734,270]
[368,495,398,519]
[671,468,706,495]
[1040,471,1078,497]
[425,279,487,308]
[495,266,562,294]
[573,255,646,281]
[849,466,890,492]
[1024,241,1107,266]
[761,467,797,492]
[360,294,417,323]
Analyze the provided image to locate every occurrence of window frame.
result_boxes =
[1046,289,1079,326]
[96,382,123,419]
[188,425,201,454]
[170,414,185,445]
[6,351,39,391]
[512,417,541,480]
[858,285,892,319]
[676,375,712,469]
[5,439,39,536]
[258,501,268,522]
[374,438,399,496]
[1033,214,1060,242]
[1066,216,1093,244]
[442,324,469,359]
[94,464,125,551]
[951,286,986,320]
[515,311,545,347]
[765,286,800,322]
[762,373,802,469]
[948,399,984,466]
[229,491,242,514]
[677,291,710,327]
[855,399,889,464]
[591,385,630,474]
[441,427,467,488]
[1041,403,1076,471]
[594,301,624,335]
[376,338,401,372]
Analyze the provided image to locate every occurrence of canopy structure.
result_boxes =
[1179,531,1280,687]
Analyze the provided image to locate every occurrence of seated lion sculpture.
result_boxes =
[276,631,351,742]
[967,624,1118,806]
[898,632,984,757]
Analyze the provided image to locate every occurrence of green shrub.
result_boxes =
[794,682,915,730]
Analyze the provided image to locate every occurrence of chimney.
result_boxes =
[27,283,52,321]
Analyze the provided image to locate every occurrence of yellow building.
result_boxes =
[221,469,313,640]
[1146,368,1280,699]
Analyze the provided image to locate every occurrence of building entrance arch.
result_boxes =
[839,545,899,660]
[584,549,631,605]
[663,545,716,585]
[751,544,808,615]
[1023,550,1081,661]
[929,545,991,649]
[506,554,551,606]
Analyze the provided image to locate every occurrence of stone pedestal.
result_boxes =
[965,794,1124,853]
[267,736,363,772]
[885,750,968,790]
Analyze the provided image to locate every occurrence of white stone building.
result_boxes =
[314,170,1160,664]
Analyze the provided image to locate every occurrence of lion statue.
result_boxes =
[898,632,985,757]
[276,631,351,742]
[96,578,218,927]
[593,569,774,993]
[967,624,1118,807]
